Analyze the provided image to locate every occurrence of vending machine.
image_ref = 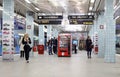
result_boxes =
[58,33,72,57]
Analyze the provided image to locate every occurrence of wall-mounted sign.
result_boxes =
[27,25,31,29]
[100,25,104,29]
[38,15,63,20]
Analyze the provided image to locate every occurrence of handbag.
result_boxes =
[90,45,94,48]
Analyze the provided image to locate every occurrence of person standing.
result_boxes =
[74,44,77,54]
[19,36,24,58]
[22,33,31,63]
[48,39,53,55]
[53,37,57,54]
[86,36,92,59]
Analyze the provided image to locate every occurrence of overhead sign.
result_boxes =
[69,20,93,25]
[68,15,94,25]
[68,15,94,20]
[37,15,63,25]
[39,20,61,25]
[38,15,63,20]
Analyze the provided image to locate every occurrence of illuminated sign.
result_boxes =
[68,15,94,20]
[38,15,63,20]
[37,15,63,25]
[68,15,94,25]
[69,20,93,25]
[39,20,61,25]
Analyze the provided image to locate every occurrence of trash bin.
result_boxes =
[37,45,44,54]
[33,46,37,52]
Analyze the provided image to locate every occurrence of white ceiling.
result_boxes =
[0,0,107,32]
[30,0,90,14]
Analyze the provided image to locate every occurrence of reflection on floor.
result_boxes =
[0,51,120,77]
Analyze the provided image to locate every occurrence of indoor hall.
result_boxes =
[0,0,120,77]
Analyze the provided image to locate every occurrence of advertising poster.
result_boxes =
[14,16,26,30]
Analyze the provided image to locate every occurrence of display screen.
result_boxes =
[14,16,26,30]
[60,36,70,48]
[72,40,78,45]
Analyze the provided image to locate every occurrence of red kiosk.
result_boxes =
[58,33,72,57]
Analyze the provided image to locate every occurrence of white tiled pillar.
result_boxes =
[52,28,58,38]
[39,25,44,45]
[47,25,52,41]
[98,13,105,58]
[104,0,116,63]
[26,11,34,56]
[2,0,14,60]
[93,18,99,54]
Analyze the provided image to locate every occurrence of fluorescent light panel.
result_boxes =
[25,0,31,3]
[35,7,40,11]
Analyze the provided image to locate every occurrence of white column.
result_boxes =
[2,0,14,60]
[98,13,105,58]
[104,0,116,63]
[47,25,52,41]
[26,11,34,56]
[39,25,44,45]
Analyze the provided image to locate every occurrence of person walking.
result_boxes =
[86,36,93,59]
[22,33,32,63]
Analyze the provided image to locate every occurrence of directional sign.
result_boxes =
[39,20,62,25]
[68,15,94,20]
[69,20,93,25]
[38,15,63,20]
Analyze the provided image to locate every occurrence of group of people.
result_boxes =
[19,33,93,63]
[47,37,58,55]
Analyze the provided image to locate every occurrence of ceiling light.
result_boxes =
[88,13,91,15]
[48,0,58,6]
[0,6,3,10]
[89,6,92,10]
[90,0,95,3]
[115,16,120,20]
[65,25,83,31]
[35,7,40,11]
[25,0,31,4]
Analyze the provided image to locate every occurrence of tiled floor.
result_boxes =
[0,51,120,77]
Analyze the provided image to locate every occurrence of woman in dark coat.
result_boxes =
[86,36,92,59]
[22,33,31,63]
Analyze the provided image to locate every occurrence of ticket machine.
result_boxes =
[58,33,72,57]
